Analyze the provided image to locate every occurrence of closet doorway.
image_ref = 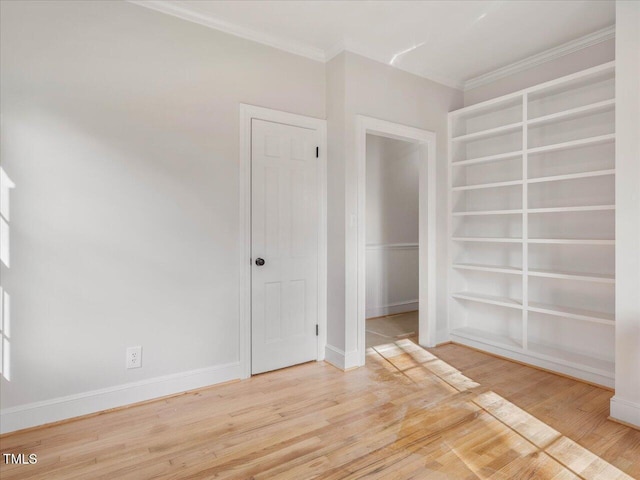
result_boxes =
[354,116,437,365]
[365,135,421,348]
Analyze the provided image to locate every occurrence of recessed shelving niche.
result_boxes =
[448,61,616,387]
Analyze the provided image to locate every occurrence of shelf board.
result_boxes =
[527,205,615,214]
[452,150,523,168]
[452,292,523,310]
[452,122,523,143]
[452,209,523,216]
[452,179,523,192]
[526,340,614,376]
[528,169,615,184]
[528,301,614,325]
[527,134,615,156]
[527,99,615,127]
[528,238,614,245]
[525,62,614,99]
[450,327,522,350]
[452,237,523,243]
[453,263,522,275]
[449,93,523,119]
[528,269,615,284]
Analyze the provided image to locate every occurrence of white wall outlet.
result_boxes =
[126,346,142,369]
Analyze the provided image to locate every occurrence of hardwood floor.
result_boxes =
[366,311,418,348]
[1,341,638,479]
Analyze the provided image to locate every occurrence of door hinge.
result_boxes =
[315,324,319,336]
[316,146,319,158]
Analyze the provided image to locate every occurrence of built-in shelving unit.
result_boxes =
[448,61,615,387]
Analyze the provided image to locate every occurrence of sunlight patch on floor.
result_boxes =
[369,337,634,480]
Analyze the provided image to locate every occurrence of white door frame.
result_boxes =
[355,115,437,366]
[239,104,327,379]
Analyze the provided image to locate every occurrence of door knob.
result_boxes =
[255,258,265,266]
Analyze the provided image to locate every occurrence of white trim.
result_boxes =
[450,336,614,388]
[353,116,437,368]
[324,345,360,371]
[366,300,419,319]
[464,25,615,91]
[325,40,347,62]
[610,396,640,428]
[128,1,613,92]
[452,62,615,118]
[324,39,463,89]
[128,1,463,89]
[239,104,327,379]
[338,40,464,90]
[128,1,325,62]
[0,362,240,434]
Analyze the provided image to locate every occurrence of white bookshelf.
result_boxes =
[448,61,615,387]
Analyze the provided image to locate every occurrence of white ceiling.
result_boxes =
[132,0,615,90]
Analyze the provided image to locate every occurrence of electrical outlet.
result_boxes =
[126,346,142,369]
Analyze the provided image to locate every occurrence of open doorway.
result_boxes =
[365,134,420,348]
[353,116,436,367]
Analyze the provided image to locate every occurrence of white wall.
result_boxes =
[611,0,640,428]
[325,52,463,365]
[0,0,325,432]
[464,39,615,106]
[365,135,419,318]
[325,54,347,353]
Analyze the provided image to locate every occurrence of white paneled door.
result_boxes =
[251,119,319,374]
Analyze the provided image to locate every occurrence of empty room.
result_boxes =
[1,1,639,479]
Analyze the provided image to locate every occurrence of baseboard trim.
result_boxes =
[0,361,241,434]
[324,345,344,369]
[324,345,360,371]
[366,300,418,319]
[450,335,614,389]
[610,396,640,429]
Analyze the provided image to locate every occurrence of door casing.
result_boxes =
[239,104,327,379]
[353,116,438,368]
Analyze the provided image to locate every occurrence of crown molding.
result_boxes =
[341,40,464,90]
[128,1,611,93]
[464,25,615,91]
[128,0,463,89]
[128,0,326,62]
[411,64,465,91]
[325,40,347,62]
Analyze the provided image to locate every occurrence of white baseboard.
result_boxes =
[366,300,418,319]
[450,334,614,388]
[324,345,360,370]
[344,349,360,369]
[0,361,241,434]
[610,396,640,428]
[324,345,345,369]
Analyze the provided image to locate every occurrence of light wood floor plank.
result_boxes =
[1,342,638,479]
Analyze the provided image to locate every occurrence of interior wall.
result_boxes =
[0,0,325,424]
[365,135,419,318]
[464,39,615,106]
[325,54,347,353]
[328,52,463,363]
[611,0,640,428]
